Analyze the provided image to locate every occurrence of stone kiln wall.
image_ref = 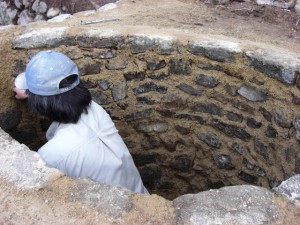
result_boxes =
[1,25,300,199]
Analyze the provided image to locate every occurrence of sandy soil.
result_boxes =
[82,0,299,53]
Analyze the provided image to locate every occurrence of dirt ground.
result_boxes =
[85,0,300,53]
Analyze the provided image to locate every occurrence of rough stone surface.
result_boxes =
[274,175,300,206]
[0,128,63,189]
[294,114,300,141]
[246,50,300,85]
[188,40,241,63]
[12,27,75,48]
[237,84,267,102]
[173,185,280,225]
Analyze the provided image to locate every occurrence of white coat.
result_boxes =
[38,101,148,193]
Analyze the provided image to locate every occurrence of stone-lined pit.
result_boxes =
[0,23,300,201]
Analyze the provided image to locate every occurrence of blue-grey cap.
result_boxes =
[15,50,80,96]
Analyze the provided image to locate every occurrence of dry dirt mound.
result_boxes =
[101,0,299,53]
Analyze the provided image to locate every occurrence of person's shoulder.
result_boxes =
[89,101,108,115]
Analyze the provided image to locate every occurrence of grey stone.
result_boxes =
[17,9,33,25]
[77,58,101,75]
[91,91,112,105]
[255,166,266,177]
[148,72,169,80]
[133,82,167,95]
[174,123,191,135]
[174,185,279,225]
[265,125,278,138]
[231,142,248,154]
[259,107,272,121]
[133,120,168,133]
[94,50,117,59]
[293,114,300,141]
[224,83,238,96]
[273,175,300,205]
[160,93,187,109]
[246,50,299,85]
[0,3,17,25]
[81,80,97,89]
[272,108,292,128]
[296,0,300,15]
[246,117,262,128]
[268,177,282,189]
[14,0,22,9]
[254,139,269,162]
[226,111,243,122]
[13,27,76,48]
[106,61,127,70]
[243,158,255,170]
[98,79,112,90]
[213,153,234,169]
[147,59,166,70]
[211,119,251,141]
[231,100,255,114]
[34,14,46,22]
[47,14,71,23]
[137,96,155,105]
[0,128,63,189]
[70,178,133,218]
[112,81,127,101]
[124,109,152,121]
[157,109,175,118]
[188,40,241,63]
[285,146,296,163]
[197,132,222,148]
[238,171,257,184]
[22,0,31,9]
[195,74,219,88]
[32,0,47,14]
[156,39,178,55]
[190,102,223,116]
[128,35,156,53]
[46,7,61,18]
[169,59,192,75]
[196,63,223,71]
[175,113,205,124]
[237,84,267,102]
[141,134,161,150]
[176,83,204,96]
[124,71,145,81]
[160,134,180,152]
[77,29,125,49]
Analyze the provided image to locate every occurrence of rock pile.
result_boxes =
[0,0,117,25]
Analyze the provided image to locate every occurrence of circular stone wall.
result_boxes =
[0,22,300,200]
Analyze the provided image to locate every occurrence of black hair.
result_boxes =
[26,75,92,123]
